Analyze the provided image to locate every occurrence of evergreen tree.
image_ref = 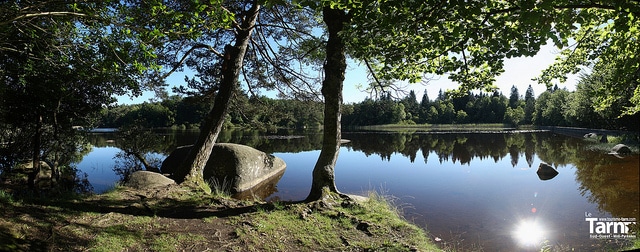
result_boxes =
[420,90,430,107]
[509,85,520,109]
[400,90,419,123]
[436,89,446,101]
[524,85,536,124]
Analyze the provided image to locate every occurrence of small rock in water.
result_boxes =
[536,163,559,181]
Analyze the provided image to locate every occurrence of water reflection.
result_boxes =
[574,153,640,220]
[536,163,559,181]
[76,129,638,251]
[342,131,574,168]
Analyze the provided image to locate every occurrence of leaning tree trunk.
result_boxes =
[173,2,260,191]
[305,7,350,201]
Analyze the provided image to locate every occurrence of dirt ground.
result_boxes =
[0,184,439,251]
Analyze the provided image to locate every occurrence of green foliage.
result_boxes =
[343,84,636,129]
[99,93,324,130]
[345,90,513,126]
[100,102,174,128]
[504,106,525,127]
[0,189,13,204]
[342,95,407,126]
[524,85,536,124]
[292,1,639,120]
[534,88,571,126]
[229,94,325,130]
[536,2,639,116]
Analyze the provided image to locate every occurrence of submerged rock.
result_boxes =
[536,162,559,181]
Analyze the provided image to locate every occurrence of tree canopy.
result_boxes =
[334,0,638,117]
[2,0,638,196]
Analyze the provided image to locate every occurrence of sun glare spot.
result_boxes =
[513,220,545,247]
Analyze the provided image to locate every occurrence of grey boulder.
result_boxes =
[125,171,176,189]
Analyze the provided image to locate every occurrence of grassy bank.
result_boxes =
[0,185,440,251]
[583,134,640,154]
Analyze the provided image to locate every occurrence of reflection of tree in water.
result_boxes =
[342,130,640,220]
[1,127,94,193]
[98,130,601,171]
[524,133,535,167]
[349,132,411,161]
[534,133,583,167]
[106,128,324,181]
[113,152,164,181]
[343,131,583,168]
[112,125,169,181]
[573,153,640,219]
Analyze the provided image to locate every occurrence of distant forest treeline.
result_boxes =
[99,94,324,131]
[100,84,639,131]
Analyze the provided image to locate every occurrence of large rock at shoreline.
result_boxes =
[611,144,632,155]
[161,144,286,194]
[125,171,176,189]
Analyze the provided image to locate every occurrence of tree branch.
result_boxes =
[0,12,88,26]
[363,58,385,95]
[161,43,224,79]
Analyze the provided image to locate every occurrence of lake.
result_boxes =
[79,129,639,251]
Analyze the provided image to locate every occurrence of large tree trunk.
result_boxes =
[28,114,43,190]
[172,2,260,190]
[305,7,350,201]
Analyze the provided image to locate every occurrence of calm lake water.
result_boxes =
[79,129,639,251]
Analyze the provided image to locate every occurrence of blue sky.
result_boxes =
[117,42,579,105]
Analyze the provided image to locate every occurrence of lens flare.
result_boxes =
[513,220,545,247]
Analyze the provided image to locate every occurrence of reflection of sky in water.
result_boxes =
[271,147,610,251]
[76,146,167,193]
[75,146,120,193]
[76,137,635,251]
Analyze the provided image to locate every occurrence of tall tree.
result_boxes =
[164,0,324,188]
[508,85,520,109]
[524,85,536,124]
[305,6,350,200]
[1,0,158,188]
[400,90,419,122]
[299,0,638,201]
[420,90,430,107]
[171,1,261,189]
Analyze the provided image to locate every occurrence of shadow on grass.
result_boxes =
[0,185,285,251]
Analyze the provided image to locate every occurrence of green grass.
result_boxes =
[207,177,233,199]
[583,134,640,153]
[151,233,206,251]
[0,189,14,204]
[90,224,145,252]
[236,191,441,251]
[1,183,442,251]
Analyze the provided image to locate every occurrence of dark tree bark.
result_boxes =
[28,114,43,190]
[305,7,350,201]
[172,1,260,190]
